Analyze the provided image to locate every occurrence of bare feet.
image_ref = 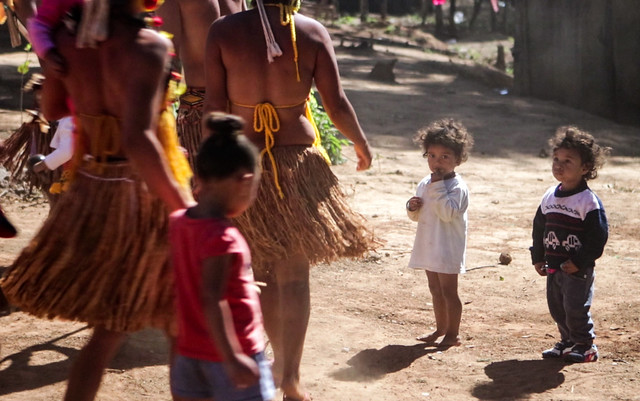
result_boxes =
[438,335,461,348]
[416,331,442,345]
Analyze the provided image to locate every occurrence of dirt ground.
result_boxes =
[1,14,640,401]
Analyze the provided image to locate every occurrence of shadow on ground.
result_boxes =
[471,359,565,400]
[0,327,169,396]
[330,342,442,381]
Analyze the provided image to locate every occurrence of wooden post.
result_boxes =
[435,4,444,36]
[448,0,458,37]
[359,0,368,23]
[380,0,388,22]
[495,44,506,71]
[420,0,431,26]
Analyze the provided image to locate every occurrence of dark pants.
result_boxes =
[546,268,595,344]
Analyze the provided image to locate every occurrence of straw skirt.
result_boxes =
[233,145,375,275]
[0,161,175,333]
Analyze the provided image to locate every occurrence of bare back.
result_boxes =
[205,8,338,146]
[157,0,219,88]
[204,6,371,169]
[45,18,171,158]
[42,14,191,211]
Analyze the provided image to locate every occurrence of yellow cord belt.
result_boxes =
[233,95,330,199]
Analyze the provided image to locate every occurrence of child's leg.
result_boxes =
[546,273,570,340]
[417,271,447,344]
[562,268,596,345]
[63,326,125,401]
[437,272,462,346]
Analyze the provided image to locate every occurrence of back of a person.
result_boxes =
[54,16,166,117]
[213,7,324,144]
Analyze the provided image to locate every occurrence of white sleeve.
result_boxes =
[44,117,74,170]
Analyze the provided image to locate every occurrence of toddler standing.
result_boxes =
[169,113,275,400]
[531,126,610,363]
[407,118,473,347]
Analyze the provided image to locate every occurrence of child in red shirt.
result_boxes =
[169,112,274,401]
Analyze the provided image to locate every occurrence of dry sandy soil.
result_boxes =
[1,15,640,401]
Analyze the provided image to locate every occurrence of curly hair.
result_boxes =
[414,118,474,163]
[549,126,611,180]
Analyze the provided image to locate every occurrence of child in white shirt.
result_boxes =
[407,118,474,347]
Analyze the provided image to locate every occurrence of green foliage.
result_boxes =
[384,24,397,34]
[308,90,350,165]
[17,44,32,75]
[335,15,358,26]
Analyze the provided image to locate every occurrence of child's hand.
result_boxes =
[225,353,260,389]
[43,49,67,78]
[560,259,579,274]
[31,160,48,173]
[406,196,423,212]
[431,171,455,183]
[533,262,547,276]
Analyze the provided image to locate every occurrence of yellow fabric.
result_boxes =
[157,108,193,192]
[49,169,72,194]
[266,2,301,82]
[305,99,331,164]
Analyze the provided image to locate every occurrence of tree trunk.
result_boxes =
[448,0,458,37]
[359,0,368,22]
[380,0,388,21]
[420,0,432,26]
[435,5,443,35]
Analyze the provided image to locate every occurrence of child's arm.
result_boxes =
[201,254,260,388]
[565,206,608,272]
[425,180,467,222]
[530,205,547,275]
[39,116,74,171]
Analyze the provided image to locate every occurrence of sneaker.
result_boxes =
[542,340,575,358]
[565,343,598,363]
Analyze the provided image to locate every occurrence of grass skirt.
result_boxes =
[233,145,375,274]
[176,88,204,171]
[0,116,57,197]
[0,161,175,333]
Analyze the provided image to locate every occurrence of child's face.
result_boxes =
[426,144,459,177]
[552,147,588,190]
[225,168,260,218]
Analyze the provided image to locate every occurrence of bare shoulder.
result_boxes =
[109,28,171,77]
[295,13,331,42]
[135,28,172,60]
[209,9,244,32]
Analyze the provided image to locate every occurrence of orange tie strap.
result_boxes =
[266,1,301,82]
[253,102,284,199]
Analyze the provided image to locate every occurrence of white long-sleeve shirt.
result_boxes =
[44,116,74,170]
[408,174,469,274]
